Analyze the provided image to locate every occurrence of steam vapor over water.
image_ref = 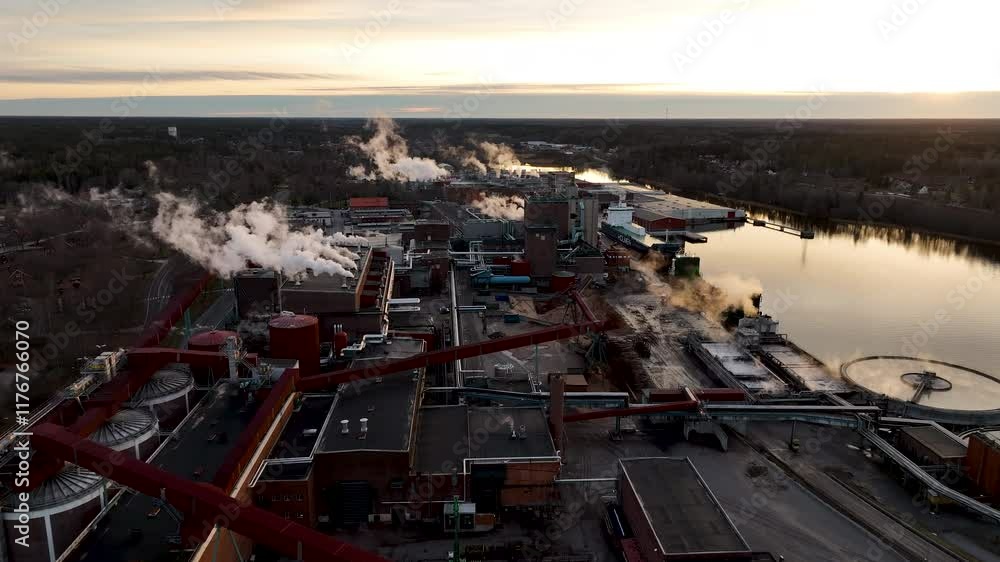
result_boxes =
[348,116,449,181]
[152,194,369,278]
[472,193,525,220]
[479,141,521,171]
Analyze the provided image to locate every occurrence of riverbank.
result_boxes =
[635,177,1000,250]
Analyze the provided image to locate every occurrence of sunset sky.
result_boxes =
[2,0,999,117]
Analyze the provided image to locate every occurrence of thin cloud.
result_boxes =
[3,69,357,84]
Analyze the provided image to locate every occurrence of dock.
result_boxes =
[748,217,815,239]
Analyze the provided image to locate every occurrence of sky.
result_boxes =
[2,0,999,118]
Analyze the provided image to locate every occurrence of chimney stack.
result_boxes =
[340,419,349,434]
[360,417,369,435]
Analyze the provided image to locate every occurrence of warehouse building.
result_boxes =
[618,457,752,561]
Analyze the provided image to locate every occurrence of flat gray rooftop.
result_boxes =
[414,406,557,473]
[414,406,469,474]
[620,457,750,557]
[900,425,968,460]
[467,407,556,460]
[268,394,336,459]
[318,338,425,454]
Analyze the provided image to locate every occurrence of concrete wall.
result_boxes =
[619,473,661,562]
[313,451,411,518]
[526,228,557,278]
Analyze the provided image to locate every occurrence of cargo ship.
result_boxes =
[601,198,682,254]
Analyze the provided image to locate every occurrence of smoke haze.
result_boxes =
[348,116,449,182]
[152,194,368,278]
[471,193,525,220]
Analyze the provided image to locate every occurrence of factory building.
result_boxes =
[617,457,752,561]
[234,268,280,319]
[967,431,1000,502]
[525,226,558,278]
[279,248,395,339]
[896,425,967,471]
[524,196,571,241]
[348,197,412,225]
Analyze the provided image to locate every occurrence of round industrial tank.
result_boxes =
[550,271,577,293]
[2,468,107,562]
[269,313,320,376]
[128,364,195,429]
[510,259,531,277]
[90,408,160,460]
[334,330,350,356]
[188,329,238,352]
[842,356,1000,425]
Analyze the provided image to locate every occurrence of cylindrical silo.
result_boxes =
[269,314,320,376]
[89,408,160,460]
[127,364,195,429]
[510,259,531,277]
[550,271,577,293]
[334,330,350,357]
[1,468,107,562]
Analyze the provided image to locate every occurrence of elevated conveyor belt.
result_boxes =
[859,427,1000,524]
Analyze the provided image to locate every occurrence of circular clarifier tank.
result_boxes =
[90,408,160,459]
[842,356,1000,413]
[2,467,107,562]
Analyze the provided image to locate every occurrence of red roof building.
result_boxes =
[349,197,389,209]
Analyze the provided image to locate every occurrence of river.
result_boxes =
[692,214,1000,376]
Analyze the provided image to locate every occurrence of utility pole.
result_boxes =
[451,495,462,562]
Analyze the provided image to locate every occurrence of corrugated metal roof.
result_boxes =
[91,408,157,448]
[3,467,104,510]
[129,364,193,404]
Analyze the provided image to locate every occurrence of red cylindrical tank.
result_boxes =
[269,314,320,376]
[188,330,239,352]
[510,259,531,276]
[550,271,577,293]
[492,256,513,266]
[334,331,349,356]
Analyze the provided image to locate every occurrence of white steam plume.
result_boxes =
[0,150,13,169]
[440,145,487,174]
[348,116,448,182]
[471,193,525,220]
[152,193,368,278]
[479,141,521,171]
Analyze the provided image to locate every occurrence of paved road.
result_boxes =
[143,257,176,328]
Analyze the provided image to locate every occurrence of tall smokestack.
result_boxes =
[550,374,565,455]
